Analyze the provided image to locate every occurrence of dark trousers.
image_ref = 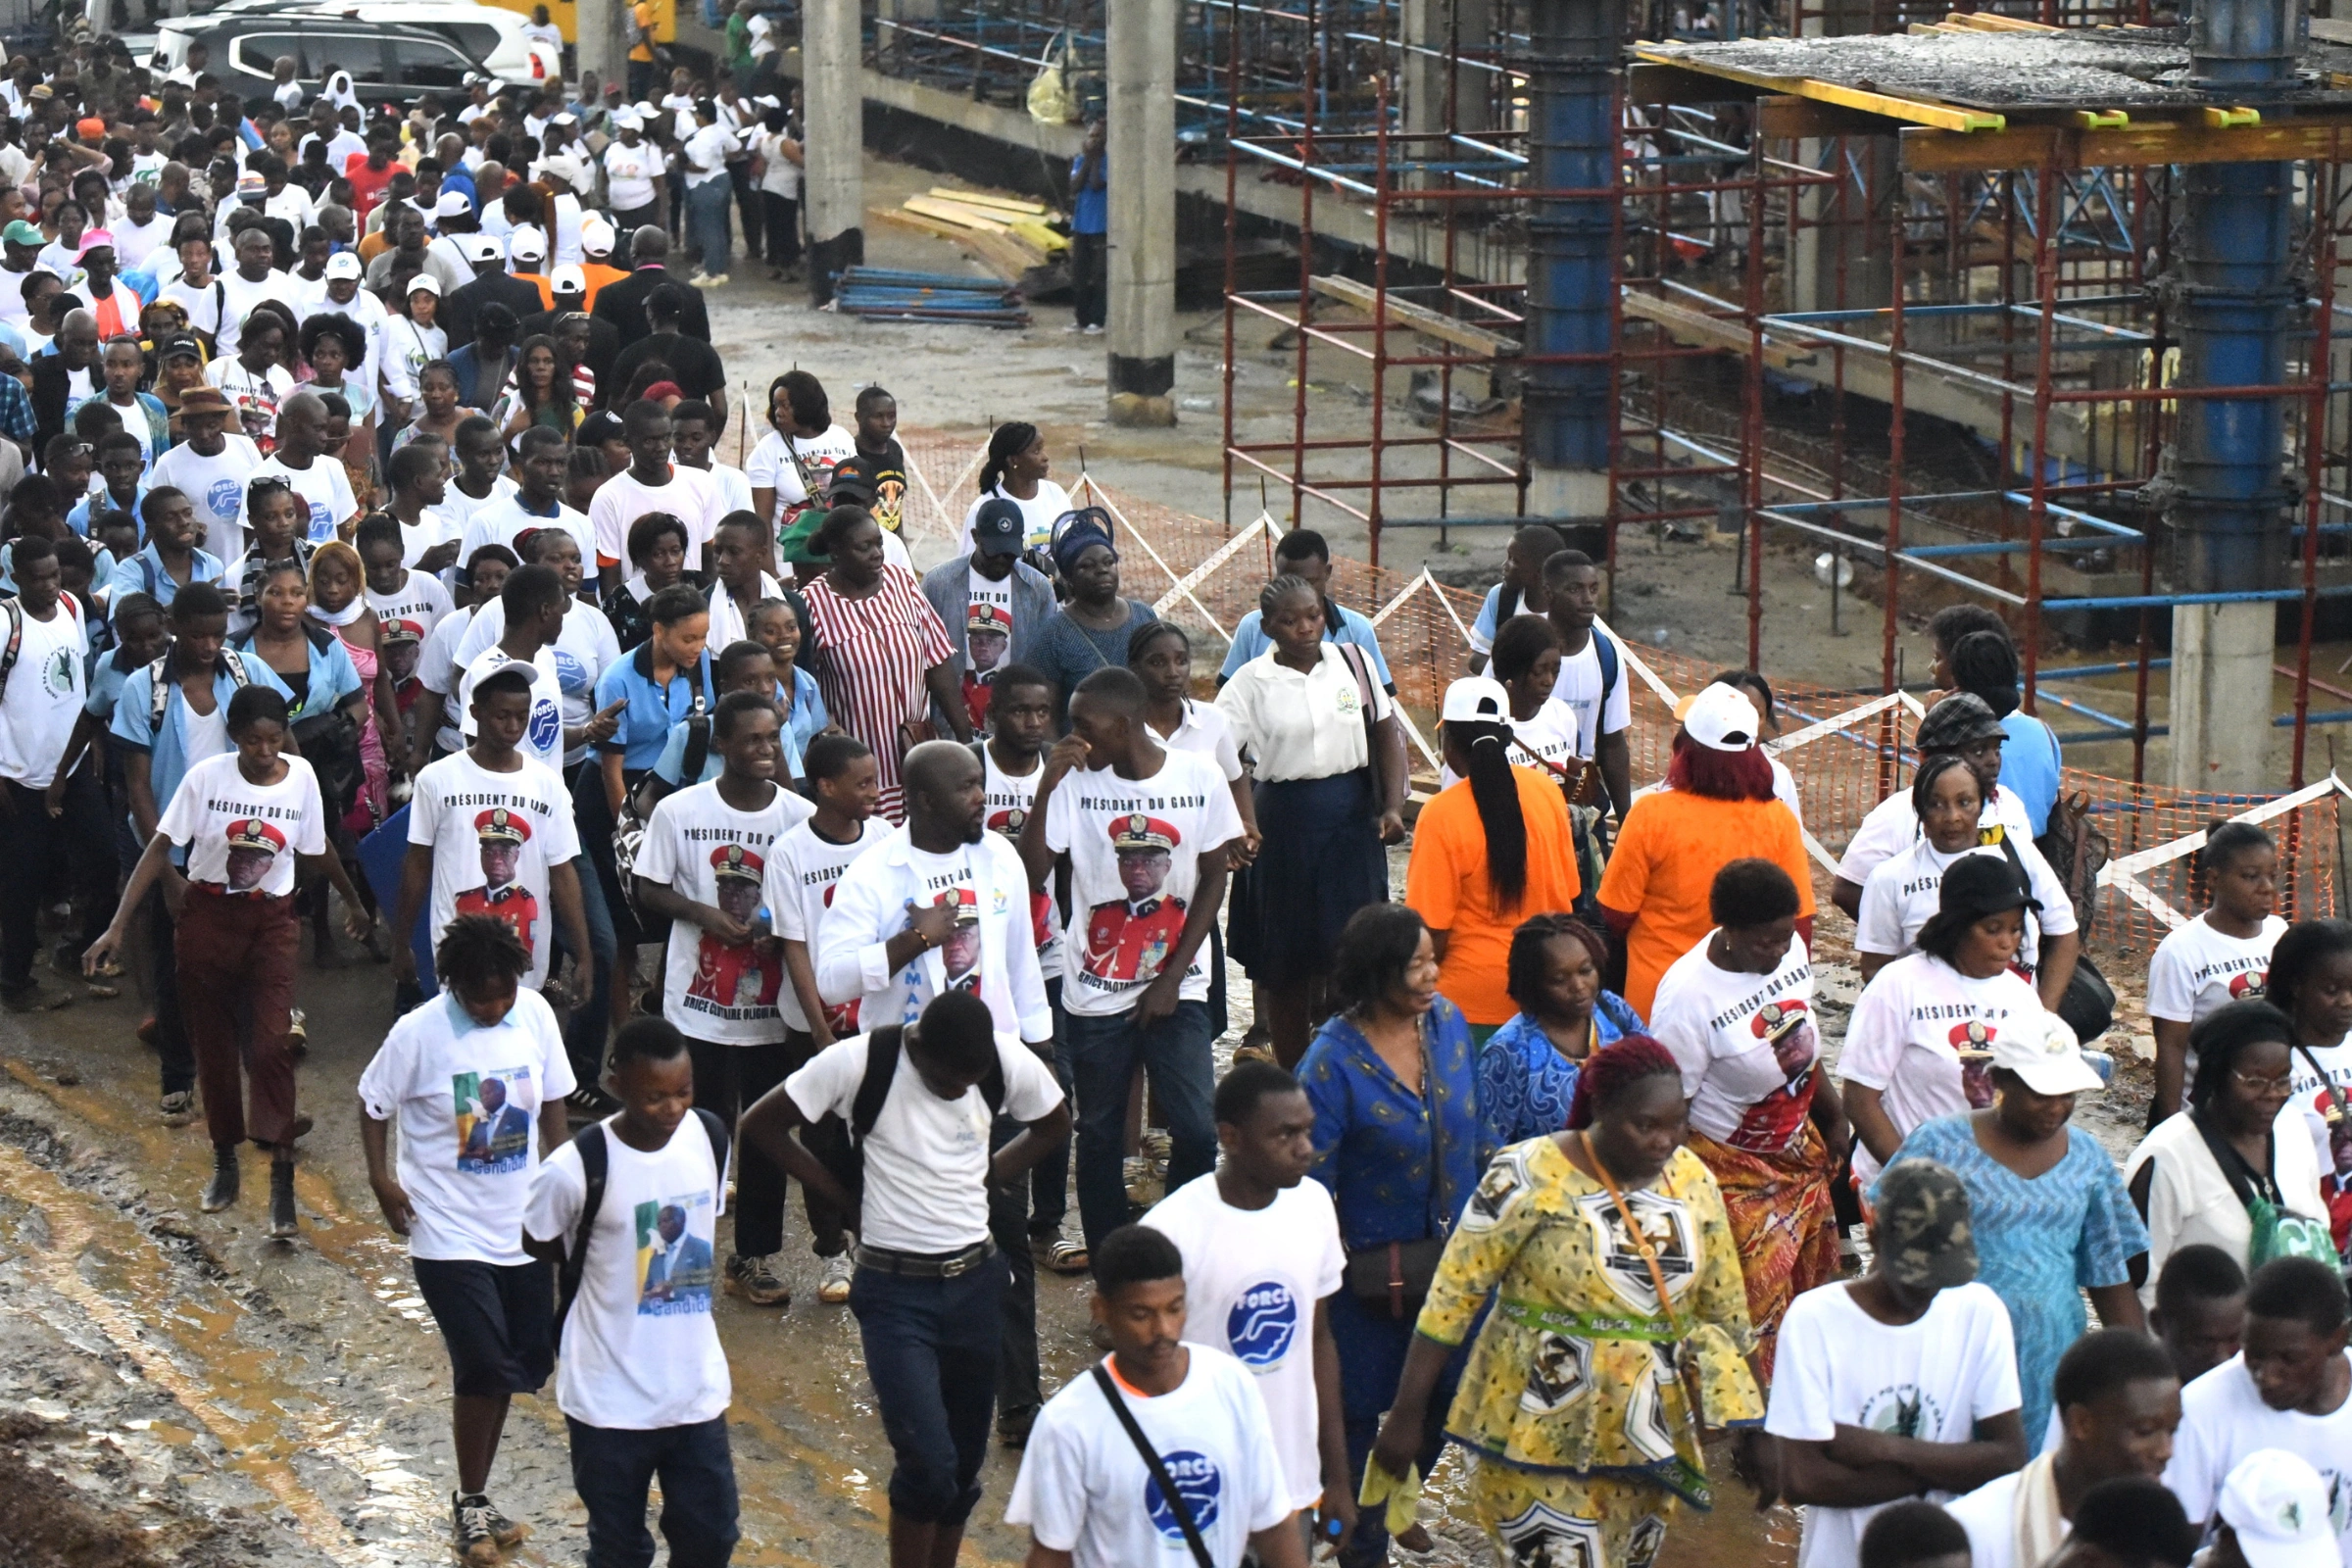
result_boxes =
[566,1413,739,1568]
[611,203,662,270]
[1070,231,1107,328]
[783,1027,851,1252]
[684,1033,796,1257]
[1065,1000,1216,1252]
[556,853,616,1089]
[1333,1288,1465,1568]
[761,191,801,272]
[1026,978,1070,1238]
[626,60,655,101]
[850,1260,1002,1527]
[150,887,192,1096]
[0,769,112,995]
[727,163,761,262]
[176,887,300,1149]
[989,1115,1040,1420]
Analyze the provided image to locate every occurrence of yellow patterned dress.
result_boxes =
[1415,1135,1764,1568]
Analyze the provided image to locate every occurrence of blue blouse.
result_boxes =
[592,644,717,771]
[1475,991,1646,1148]
[1877,1114,2149,1454]
[232,627,361,721]
[1300,998,1491,1250]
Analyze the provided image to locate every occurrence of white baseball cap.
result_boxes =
[406,272,442,297]
[509,229,547,262]
[322,251,363,280]
[549,262,586,294]
[460,233,505,264]
[1674,681,1760,753]
[1986,1008,2103,1097]
[2220,1450,2339,1568]
[433,190,472,218]
[1440,676,1509,726]
[579,218,614,257]
[612,107,643,130]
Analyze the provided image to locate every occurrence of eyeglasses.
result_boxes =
[2230,1067,2296,1094]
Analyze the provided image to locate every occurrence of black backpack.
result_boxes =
[553,1107,730,1331]
[814,1025,1005,1214]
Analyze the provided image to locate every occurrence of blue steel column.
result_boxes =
[1523,0,1622,512]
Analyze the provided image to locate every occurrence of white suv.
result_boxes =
[174,0,560,88]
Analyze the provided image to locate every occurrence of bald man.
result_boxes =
[592,225,710,349]
[31,308,100,455]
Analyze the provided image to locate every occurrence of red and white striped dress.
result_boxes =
[802,564,955,822]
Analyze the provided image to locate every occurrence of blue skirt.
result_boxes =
[1227,769,1388,986]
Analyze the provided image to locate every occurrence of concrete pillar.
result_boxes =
[1402,0,1494,139]
[1104,0,1177,426]
[802,0,864,307]
[576,0,629,104]
[2169,603,2277,794]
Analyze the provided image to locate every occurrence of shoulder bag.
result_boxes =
[1986,825,2114,1044]
[1343,1022,1451,1319]
[2188,1108,2339,1267]
[1090,1364,1214,1568]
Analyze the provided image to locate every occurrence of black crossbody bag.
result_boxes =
[1090,1364,1215,1568]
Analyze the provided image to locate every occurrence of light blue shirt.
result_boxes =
[593,644,717,772]
[1218,599,1395,690]
[105,543,224,609]
[652,665,829,785]
[232,627,362,721]
[1999,709,2063,839]
[109,650,296,847]
[69,476,152,539]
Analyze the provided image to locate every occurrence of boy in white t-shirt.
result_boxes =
[523,1018,738,1568]
[358,914,573,1566]
[1767,1158,2028,1568]
[739,991,1069,1568]
[1005,1223,1305,1568]
[85,684,369,1235]
[1142,1059,1349,1533]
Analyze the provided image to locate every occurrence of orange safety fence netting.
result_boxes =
[895,428,2348,969]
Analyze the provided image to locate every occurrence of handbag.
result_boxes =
[1986,827,2114,1043]
[2035,789,2111,937]
[1344,1026,1450,1319]
[612,683,711,919]
[1090,1365,1214,1568]
[2190,1109,2340,1267]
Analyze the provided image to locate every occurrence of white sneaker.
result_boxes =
[1082,322,1103,335]
[816,1251,854,1304]
[692,271,728,288]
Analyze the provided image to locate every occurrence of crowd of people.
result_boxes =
[3,27,2351,1568]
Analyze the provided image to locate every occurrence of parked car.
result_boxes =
[147,3,555,108]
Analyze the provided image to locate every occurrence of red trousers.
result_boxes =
[174,887,300,1150]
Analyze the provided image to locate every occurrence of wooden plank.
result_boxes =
[1758,93,1901,138]
[1631,46,2006,131]
[903,194,1015,233]
[1902,115,2352,170]
[2312,16,2352,43]
[1620,288,1816,369]
[1306,273,1523,355]
[925,187,1053,217]
[1626,61,1751,104]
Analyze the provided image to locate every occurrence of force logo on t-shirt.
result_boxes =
[206,477,243,519]
[634,1194,714,1316]
[1226,1281,1298,1368]
[1145,1450,1223,1543]
[453,1067,533,1174]
[685,844,783,1020]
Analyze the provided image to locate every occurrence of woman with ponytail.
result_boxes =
[1595,680,1814,1017]
[955,419,1071,562]
[1406,677,1584,1043]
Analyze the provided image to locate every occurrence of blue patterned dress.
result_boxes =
[1877,1115,2149,1452]
[1475,993,1646,1148]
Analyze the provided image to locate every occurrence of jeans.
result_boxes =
[565,1413,739,1568]
[850,1259,1002,1527]
[989,1114,1040,1420]
[684,177,733,276]
[683,1033,796,1257]
[556,853,616,1088]
[1070,231,1106,328]
[728,162,761,262]
[1332,1288,1465,1568]
[0,770,112,994]
[1065,1001,1216,1251]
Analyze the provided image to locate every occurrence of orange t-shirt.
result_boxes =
[1595,789,1814,1019]
[1404,766,1583,1026]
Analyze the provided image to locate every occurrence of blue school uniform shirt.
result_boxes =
[1999,709,2064,838]
[68,476,152,538]
[651,665,828,786]
[104,544,224,609]
[1217,599,1396,691]
[593,644,717,772]
[231,628,362,721]
[1069,155,1106,236]
[109,651,295,847]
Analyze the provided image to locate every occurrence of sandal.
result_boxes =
[1034,1236,1090,1275]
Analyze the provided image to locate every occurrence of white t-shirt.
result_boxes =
[2284,1034,2352,1200]
[209,358,295,446]
[2149,912,2287,1024]
[155,751,327,897]
[1766,1279,2023,1568]
[783,1027,1061,1254]
[407,750,581,989]
[1547,631,1633,754]
[1944,1469,2039,1568]
[454,604,619,766]
[745,426,858,528]
[399,504,464,571]
[1144,1174,1345,1512]
[685,461,754,523]
[590,465,723,571]
[460,497,597,583]
[0,598,86,787]
[365,567,453,675]
[2166,1351,2352,1551]
[440,475,521,549]
[603,139,662,211]
[151,435,266,564]
[522,1112,730,1430]
[416,607,477,755]
[214,268,302,355]
[2124,1106,2328,1308]
[956,478,1073,557]
[764,815,889,1034]
[1649,934,1820,1152]
[1440,697,1581,790]
[236,453,359,547]
[1005,1347,1292,1568]
[1855,839,2078,972]
[456,644,568,771]
[638,780,813,1044]
[1837,783,2036,890]
[983,746,1064,975]
[355,989,575,1263]
[1837,952,2045,1183]
[1043,748,1245,1018]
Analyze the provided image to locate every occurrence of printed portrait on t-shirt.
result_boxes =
[454,807,539,957]
[221,816,286,892]
[2229,968,2270,1001]
[381,617,423,688]
[818,878,860,1034]
[966,604,1009,678]
[1952,1019,1998,1108]
[872,474,905,534]
[938,885,981,995]
[1724,999,1820,1154]
[1083,813,1187,987]
[686,844,782,1016]
[2315,1089,2352,1181]
[453,1068,531,1174]
[633,1195,714,1314]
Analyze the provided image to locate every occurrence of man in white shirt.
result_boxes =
[1542,548,1633,821]
[1944,1331,2181,1568]
[150,385,264,565]
[1142,1059,1351,1539]
[523,1018,739,1568]
[236,393,359,547]
[590,400,722,592]
[1768,1158,2027,1568]
[460,425,595,575]
[1004,1223,1306,1568]
[2165,1257,2352,1565]
[0,537,104,1012]
[738,990,1069,1568]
